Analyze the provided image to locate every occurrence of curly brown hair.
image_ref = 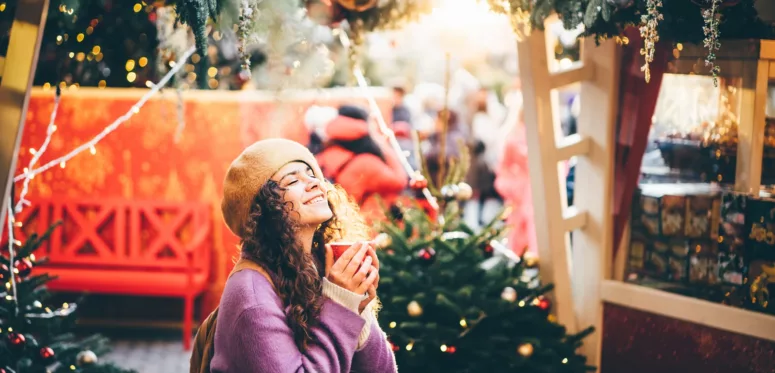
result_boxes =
[240,179,371,351]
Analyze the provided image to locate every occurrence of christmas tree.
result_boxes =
[374,133,593,373]
[0,223,135,373]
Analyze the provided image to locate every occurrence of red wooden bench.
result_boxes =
[2,198,211,350]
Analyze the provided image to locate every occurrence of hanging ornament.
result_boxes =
[8,333,25,352]
[374,233,392,249]
[535,296,551,311]
[501,287,518,303]
[407,300,423,317]
[439,184,459,200]
[237,0,254,76]
[334,0,378,12]
[77,350,98,366]
[409,175,428,190]
[14,258,33,278]
[417,248,436,264]
[483,244,494,258]
[40,346,55,361]
[517,342,534,357]
[523,252,539,268]
[456,182,473,201]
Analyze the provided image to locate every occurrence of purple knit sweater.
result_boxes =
[210,269,398,373]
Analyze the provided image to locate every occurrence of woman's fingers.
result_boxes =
[344,242,370,276]
[358,266,379,294]
[353,256,372,283]
[332,242,362,273]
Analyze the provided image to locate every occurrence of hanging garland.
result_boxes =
[168,0,772,84]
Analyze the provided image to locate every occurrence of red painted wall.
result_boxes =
[13,87,392,311]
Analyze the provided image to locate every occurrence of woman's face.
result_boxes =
[272,161,333,226]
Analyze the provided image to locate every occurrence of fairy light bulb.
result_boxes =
[89,146,96,155]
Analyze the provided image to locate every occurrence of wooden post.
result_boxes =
[570,37,618,367]
[0,0,49,236]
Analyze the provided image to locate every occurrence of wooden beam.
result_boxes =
[0,0,49,235]
[549,63,595,89]
[518,30,578,334]
[556,133,591,161]
[734,60,768,193]
[601,280,775,342]
[569,37,619,369]
[562,206,588,232]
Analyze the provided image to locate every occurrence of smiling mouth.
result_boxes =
[303,196,326,205]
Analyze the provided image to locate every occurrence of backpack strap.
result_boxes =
[190,259,274,373]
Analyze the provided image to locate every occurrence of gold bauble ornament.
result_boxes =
[76,350,98,366]
[501,287,517,302]
[374,233,392,249]
[456,182,473,201]
[517,343,534,357]
[523,252,539,268]
[334,0,378,11]
[407,300,423,317]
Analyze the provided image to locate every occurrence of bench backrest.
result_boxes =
[3,198,212,274]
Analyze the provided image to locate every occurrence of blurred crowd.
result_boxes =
[301,69,565,256]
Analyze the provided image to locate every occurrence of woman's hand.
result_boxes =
[325,241,379,295]
[358,246,380,313]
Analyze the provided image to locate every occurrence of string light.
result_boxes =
[562,358,568,364]
[389,321,397,328]
[440,344,448,352]
[127,72,137,83]
[89,146,96,155]
[15,87,61,214]
[5,198,19,317]
[406,341,414,351]
[13,46,196,184]
[459,318,467,327]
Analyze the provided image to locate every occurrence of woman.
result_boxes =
[211,138,397,372]
[316,108,407,223]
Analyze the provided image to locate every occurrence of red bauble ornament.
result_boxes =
[8,333,25,352]
[14,258,32,278]
[418,248,435,262]
[389,341,400,352]
[409,176,428,190]
[537,297,551,311]
[483,244,494,258]
[40,346,55,360]
[446,346,457,354]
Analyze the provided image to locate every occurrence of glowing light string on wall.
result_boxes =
[336,27,439,211]
[13,46,196,184]
[15,87,62,214]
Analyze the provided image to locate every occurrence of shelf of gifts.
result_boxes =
[626,183,775,316]
[655,118,775,185]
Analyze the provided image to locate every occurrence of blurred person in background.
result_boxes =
[316,105,408,223]
[304,105,339,155]
[494,81,536,255]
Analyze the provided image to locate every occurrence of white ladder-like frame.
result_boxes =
[517,28,619,368]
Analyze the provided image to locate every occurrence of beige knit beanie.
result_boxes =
[221,138,323,238]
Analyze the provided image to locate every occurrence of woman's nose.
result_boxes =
[305,177,321,191]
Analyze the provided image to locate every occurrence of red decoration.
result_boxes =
[0,264,7,280]
[8,333,25,352]
[40,347,55,360]
[409,176,428,190]
[483,244,494,258]
[446,346,457,354]
[418,248,435,262]
[14,258,33,278]
[537,297,551,311]
[389,341,400,352]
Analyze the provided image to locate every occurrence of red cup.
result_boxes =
[330,241,374,261]
[330,242,355,261]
